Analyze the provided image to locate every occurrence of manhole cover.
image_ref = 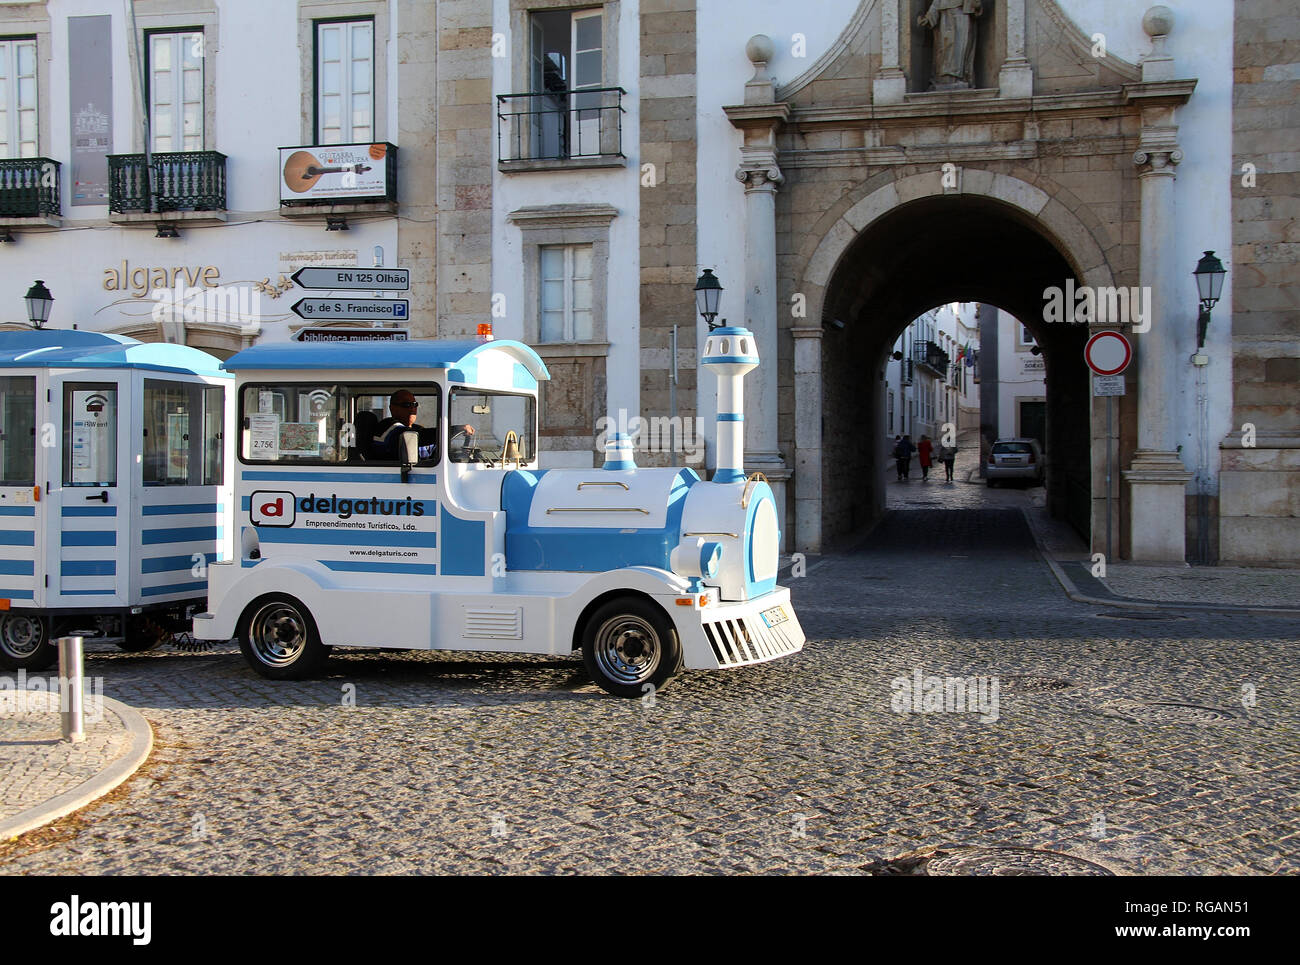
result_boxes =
[1103,700,1236,723]
[1094,611,1186,620]
[924,847,1114,876]
[999,675,1074,693]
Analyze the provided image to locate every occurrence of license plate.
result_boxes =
[1002,458,1023,465]
[761,605,787,627]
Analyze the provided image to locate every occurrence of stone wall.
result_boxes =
[397,0,439,329]
[1221,0,1300,563]
[435,0,494,337]
[638,0,698,468]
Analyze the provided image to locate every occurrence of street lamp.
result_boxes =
[1192,250,1226,349]
[694,269,723,331]
[25,279,53,329]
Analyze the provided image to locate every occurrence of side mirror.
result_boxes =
[400,430,419,481]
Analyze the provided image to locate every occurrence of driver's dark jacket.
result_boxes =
[370,418,436,460]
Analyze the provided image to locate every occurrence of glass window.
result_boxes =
[447,388,536,465]
[142,380,224,485]
[0,376,36,485]
[62,383,117,487]
[0,37,38,158]
[316,20,373,144]
[148,31,204,152]
[539,243,593,342]
[239,383,440,465]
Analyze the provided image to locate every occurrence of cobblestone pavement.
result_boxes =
[0,501,1295,876]
[0,689,133,825]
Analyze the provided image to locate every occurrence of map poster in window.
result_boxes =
[278,423,321,456]
[69,389,117,484]
[249,413,280,459]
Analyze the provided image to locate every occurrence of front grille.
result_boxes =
[702,614,801,668]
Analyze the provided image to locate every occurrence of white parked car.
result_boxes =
[986,438,1044,486]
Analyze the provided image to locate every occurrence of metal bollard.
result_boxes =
[57,635,85,743]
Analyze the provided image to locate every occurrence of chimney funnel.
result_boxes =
[701,325,758,483]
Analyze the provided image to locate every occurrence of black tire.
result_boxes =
[117,614,173,653]
[581,596,682,699]
[237,594,327,680]
[0,612,55,671]
[987,478,998,488]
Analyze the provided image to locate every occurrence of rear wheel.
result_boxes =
[0,613,55,671]
[581,597,682,699]
[238,595,327,680]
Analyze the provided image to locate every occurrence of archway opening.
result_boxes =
[817,194,1092,547]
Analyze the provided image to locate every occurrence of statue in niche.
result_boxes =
[918,0,983,90]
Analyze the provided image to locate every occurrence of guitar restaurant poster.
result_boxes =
[279,144,391,203]
[69,16,113,206]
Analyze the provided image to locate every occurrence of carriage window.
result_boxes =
[239,383,440,465]
[143,380,225,486]
[447,388,536,464]
[62,383,118,487]
[0,376,36,486]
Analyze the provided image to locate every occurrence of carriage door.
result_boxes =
[0,375,41,608]
[47,376,129,606]
[135,377,228,603]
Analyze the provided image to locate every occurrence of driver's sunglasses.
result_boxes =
[394,400,418,409]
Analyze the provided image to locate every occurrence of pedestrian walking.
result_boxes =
[895,434,915,480]
[917,434,933,481]
[891,435,904,480]
[937,440,957,481]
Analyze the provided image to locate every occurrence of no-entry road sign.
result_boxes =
[1084,330,1132,376]
[291,267,410,291]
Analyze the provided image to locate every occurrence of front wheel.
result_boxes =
[238,595,327,680]
[0,612,55,671]
[581,597,682,698]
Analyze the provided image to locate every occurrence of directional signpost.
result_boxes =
[1085,330,1133,561]
[290,265,411,326]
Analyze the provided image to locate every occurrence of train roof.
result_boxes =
[222,338,551,389]
[0,328,229,377]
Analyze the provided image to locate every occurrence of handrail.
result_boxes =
[577,481,629,491]
[547,506,648,515]
[741,472,769,509]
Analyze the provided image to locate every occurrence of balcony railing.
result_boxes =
[497,88,626,164]
[107,151,227,214]
[912,340,950,376]
[0,158,61,217]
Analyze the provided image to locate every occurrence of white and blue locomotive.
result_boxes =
[195,325,804,696]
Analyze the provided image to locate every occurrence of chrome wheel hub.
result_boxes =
[593,615,661,685]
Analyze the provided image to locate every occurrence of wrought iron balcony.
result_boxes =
[0,158,61,217]
[912,340,950,376]
[107,151,227,214]
[497,88,626,167]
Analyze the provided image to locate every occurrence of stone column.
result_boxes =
[1123,7,1192,562]
[873,0,906,104]
[726,37,791,548]
[998,0,1034,97]
[791,326,824,554]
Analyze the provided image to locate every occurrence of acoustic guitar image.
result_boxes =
[282,150,375,193]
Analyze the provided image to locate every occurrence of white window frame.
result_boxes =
[0,36,38,158]
[539,243,594,343]
[315,18,374,145]
[147,30,203,153]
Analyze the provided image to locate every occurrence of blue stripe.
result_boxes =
[142,503,221,515]
[0,559,34,575]
[60,589,111,596]
[0,506,35,517]
[320,560,439,575]
[142,552,216,574]
[0,530,35,546]
[61,530,115,546]
[0,589,35,599]
[142,526,218,544]
[62,559,116,576]
[141,581,207,597]
[716,413,744,422]
[61,505,118,517]
[241,470,438,484]
[256,528,437,547]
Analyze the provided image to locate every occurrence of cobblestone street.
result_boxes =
[2,477,1294,876]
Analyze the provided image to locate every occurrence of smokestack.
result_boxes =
[701,325,758,484]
